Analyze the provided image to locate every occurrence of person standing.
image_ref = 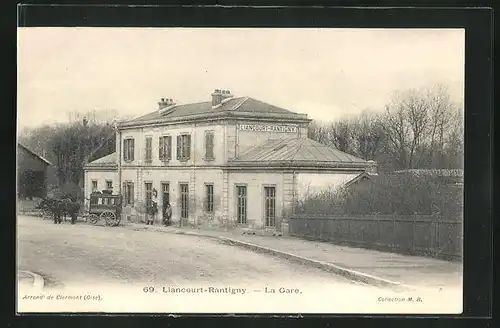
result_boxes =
[163,203,172,226]
[147,189,158,225]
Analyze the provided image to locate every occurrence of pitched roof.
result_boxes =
[344,171,378,188]
[121,97,307,126]
[18,143,52,166]
[229,138,370,168]
[85,152,117,168]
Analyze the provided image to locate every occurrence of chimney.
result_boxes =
[211,89,233,108]
[158,97,176,111]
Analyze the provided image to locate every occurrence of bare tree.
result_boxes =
[307,120,330,145]
[404,89,430,168]
[381,91,411,169]
[351,110,385,160]
[328,120,353,153]
[423,84,455,167]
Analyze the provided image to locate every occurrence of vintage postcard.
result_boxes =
[17,27,464,314]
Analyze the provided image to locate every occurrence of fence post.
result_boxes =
[436,219,440,253]
[392,217,396,247]
[320,218,324,240]
[376,218,380,244]
[412,214,416,254]
[348,218,351,242]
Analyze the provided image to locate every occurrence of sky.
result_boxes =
[17,28,465,129]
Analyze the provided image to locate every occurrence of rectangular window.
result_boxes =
[145,182,153,208]
[204,131,215,160]
[176,134,191,161]
[180,183,189,219]
[205,184,214,213]
[122,182,134,205]
[106,180,113,190]
[123,138,135,161]
[91,180,98,192]
[159,136,172,161]
[264,186,276,227]
[145,137,152,163]
[236,185,247,224]
[162,183,170,205]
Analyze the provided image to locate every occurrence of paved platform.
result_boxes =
[123,223,463,290]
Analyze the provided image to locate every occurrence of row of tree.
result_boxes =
[18,110,118,190]
[307,84,464,171]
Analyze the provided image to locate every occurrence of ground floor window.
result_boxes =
[205,183,214,213]
[91,180,98,192]
[162,183,170,205]
[236,185,247,224]
[180,183,189,219]
[145,182,153,208]
[122,182,134,205]
[264,186,276,227]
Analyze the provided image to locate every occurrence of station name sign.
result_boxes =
[237,124,298,133]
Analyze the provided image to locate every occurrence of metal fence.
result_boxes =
[289,214,462,261]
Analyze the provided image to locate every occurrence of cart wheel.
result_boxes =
[88,214,99,225]
[101,211,116,226]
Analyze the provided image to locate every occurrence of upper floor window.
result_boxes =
[204,131,215,161]
[123,138,135,162]
[145,137,152,163]
[159,136,172,161]
[176,134,191,161]
[106,180,113,190]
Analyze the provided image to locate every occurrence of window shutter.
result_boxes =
[167,136,172,160]
[145,137,152,161]
[122,182,126,201]
[159,137,164,160]
[176,135,181,160]
[209,133,214,159]
[131,139,135,161]
[186,135,191,159]
[123,140,127,161]
[205,133,209,158]
[130,183,134,205]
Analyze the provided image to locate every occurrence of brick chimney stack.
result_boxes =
[158,98,176,111]
[211,89,233,108]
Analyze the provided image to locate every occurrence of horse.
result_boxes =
[61,198,81,224]
[36,197,81,224]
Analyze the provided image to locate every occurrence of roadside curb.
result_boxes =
[19,270,45,290]
[218,237,414,292]
[122,224,413,291]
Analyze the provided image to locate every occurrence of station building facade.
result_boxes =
[84,90,376,231]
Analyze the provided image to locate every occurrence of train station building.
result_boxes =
[84,89,377,231]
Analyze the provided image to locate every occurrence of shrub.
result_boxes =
[297,172,463,219]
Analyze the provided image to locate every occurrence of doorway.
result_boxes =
[162,183,170,224]
[264,186,276,227]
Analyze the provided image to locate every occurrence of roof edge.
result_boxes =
[119,111,311,129]
[227,160,372,169]
[18,143,53,166]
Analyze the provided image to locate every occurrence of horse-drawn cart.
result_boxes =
[87,192,122,227]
